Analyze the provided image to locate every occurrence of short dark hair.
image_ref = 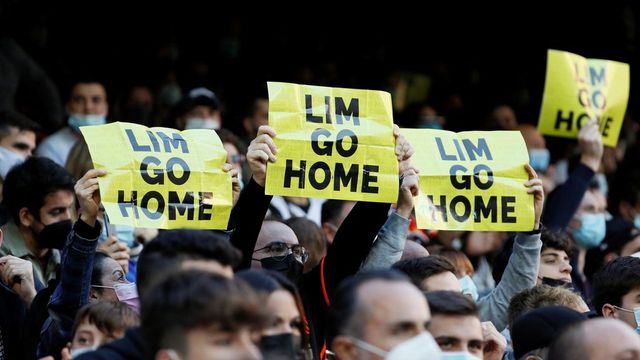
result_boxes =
[591,256,640,315]
[141,270,266,356]
[2,156,75,222]
[392,256,456,290]
[425,291,479,317]
[73,301,139,338]
[328,270,410,344]
[547,321,588,360]
[321,200,346,225]
[136,230,241,296]
[0,111,40,139]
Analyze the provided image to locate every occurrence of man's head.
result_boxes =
[569,188,608,249]
[425,291,483,357]
[71,301,140,353]
[2,156,75,241]
[548,319,640,360]
[585,218,640,281]
[329,270,434,360]
[538,229,574,284]
[66,81,108,116]
[592,256,640,330]
[321,200,355,245]
[488,105,518,130]
[136,230,241,297]
[0,111,39,157]
[508,285,589,329]
[142,270,266,360]
[511,306,586,360]
[242,96,269,140]
[173,88,221,130]
[392,255,461,292]
[251,221,306,283]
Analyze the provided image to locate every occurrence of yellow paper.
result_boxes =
[402,129,534,231]
[265,82,399,203]
[538,49,630,147]
[81,122,232,229]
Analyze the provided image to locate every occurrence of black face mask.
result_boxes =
[541,276,574,290]
[260,253,304,284]
[36,219,73,249]
[260,333,300,360]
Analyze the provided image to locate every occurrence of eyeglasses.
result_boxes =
[253,242,308,263]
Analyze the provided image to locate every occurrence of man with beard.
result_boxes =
[0,156,76,286]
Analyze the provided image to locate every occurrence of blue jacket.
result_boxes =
[37,219,101,359]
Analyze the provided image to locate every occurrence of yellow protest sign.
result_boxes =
[81,122,232,229]
[265,82,399,203]
[402,129,534,231]
[538,49,630,147]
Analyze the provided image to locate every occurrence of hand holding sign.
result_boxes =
[223,163,241,206]
[578,118,604,172]
[97,236,130,274]
[247,125,277,187]
[75,169,107,227]
[524,164,544,230]
[397,168,419,219]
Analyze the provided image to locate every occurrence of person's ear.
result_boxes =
[89,288,100,302]
[18,207,35,228]
[604,252,618,264]
[332,336,358,360]
[602,304,617,319]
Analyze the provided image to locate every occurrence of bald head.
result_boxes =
[252,221,299,268]
[518,124,546,150]
[402,240,430,260]
[549,319,640,360]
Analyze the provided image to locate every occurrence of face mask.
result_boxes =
[185,117,220,130]
[350,332,441,360]
[71,346,97,358]
[68,114,107,130]
[260,333,298,359]
[260,253,304,284]
[0,146,26,179]
[633,215,640,230]
[115,224,136,248]
[37,219,73,249]
[440,352,482,360]
[93,283,140,312]
[418,115,444,130]
[614,306,640,334]
[594,173,609,197]
[459,275,479,301]
[540,276,574,289]
[529,148,550,172]
[572,213,606,249]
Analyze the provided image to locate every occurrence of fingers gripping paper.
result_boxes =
[81,122,232,229]
[265,82,399,203]
[402,129,534,231]
[538,49,630,147]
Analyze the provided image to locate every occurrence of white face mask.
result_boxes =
[68,114,107,130]
[185,117,220,130]
[350,332,441,360]
[440,351,483,360]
